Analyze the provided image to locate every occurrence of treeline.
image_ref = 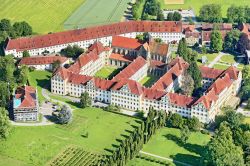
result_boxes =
[99,107,166,166]
[199,4,250,23]
[205,106,250,165]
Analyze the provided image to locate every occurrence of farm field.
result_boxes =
[0,108,141,165]
[28,70,52,103]
[64,0,130,30]
[142,127,210,166]
[159,0,250,16]
[0,0,86,34]
[95,66,120,79]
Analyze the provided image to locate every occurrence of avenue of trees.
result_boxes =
[101,107,166,166]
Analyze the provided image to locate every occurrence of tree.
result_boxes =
[173,11,182,21]
[199,4,222,23]
[52,60,61,72]
[186,117,201,131]
[169,113,183,128]
[223,29,241,52]
[227,5,246,24]
[57,105,72,124]
[180,71,194,96]
[144,0,161,16]
[205,122,245,166]
[167,12,173,21]
[201,45,207,54]
[240,80,250,100]
[221,106,244,130]
[154,38,162,43]
[0,19,12,32]
[242,65,250,80]
[80,92,91,108]
[0,107,11,139]
[237,33,250,54]
[13,21,32,36]
[187,61,202,90]
[210,30,223,52]
[16,65,29,85]
[0,82,10,108]
[180,126,190,144]
[177,38,188,61]
[61,45,84,59]
[22,50,30,57]
[157,10,164,21]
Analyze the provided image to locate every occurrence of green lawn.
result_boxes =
[64,0,130,29]
[95,66,120,79]
[220,54,236,64]
[127,157,170,166]
[244,117,250,124]
[0,108,141,165]
[139,75,159,87]
[28,70,52,103]
[197,53,218,66]
[142,127,210,166]
[159,0,250,17]
[0,0,85,34]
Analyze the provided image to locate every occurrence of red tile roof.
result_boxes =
[112,36,143,50]
[149,41,169,56]
[202,23,232,31]
[168,93,195,108]
[19,55,68,66]
[112,79,144,96]
[202,30,228,42]
[15,86,37,109]
[6,21,182,52]
[199,66,224,79]
[185,32,200,38]
[152,57,189,91]
[239,23,250,39]
[113,56,147,81]
[182,24,195,33]
[109,53,134,62]
[94,78,116,90]
[68,42,105,73]
[150,60,166,68]
[143,88,166,100]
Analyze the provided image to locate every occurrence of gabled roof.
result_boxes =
[94,78,116,90]
[14,86,37,109]
[149,41,169,56]
[113,56,147,81]
[167,93,195,108]
[199,66,224,79]
[19,55,68,66]
[109,53,134,62]
[152,57,189,91]
[143,88,166,100]
[202,30,228,42]
[68,73,92,85]
[112,36,143,50]
[112,79,144,96]
[150,60,166,69]
[202,23,232,31]
[6,21,182,52]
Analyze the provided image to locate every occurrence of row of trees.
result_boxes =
[100,107,166,166]
[199,4,250,24]
[166,12,182,21]
[205,107,250,165]
[177,38,203,97]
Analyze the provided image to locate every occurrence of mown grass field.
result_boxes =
[159,0,250,17]
[64,0,130,29]
[140,75,159,87]
[28,70,52,103]
[95,66,119,79]
[0,108,141,165]
[142,127,210,166]
[0,0,85,34]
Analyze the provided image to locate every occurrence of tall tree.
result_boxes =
[157,10,164,21]
[227,5,246,23]
[242,65,250,80]
[22,50,30,57]
[52,60,61,72]
[13,21,32,36]
[180,126,190,144]
[0,107,11,139]
[186,117,201,131]
[167,12,173,21]
[210,30,223,52]
[205,122,245,166]
[80,92,91,108]
[223,29,241,52]
[177,38,188,61]
[169,113,183,128]
[16,65,29,85]
[0,82,10,108]
[237,33,250,54]
[57,105,72,124]
[0,19,12,32]
[199,4,222,23]
[187,61,202,90]
[180,71,194,96]
[173,11,182,21]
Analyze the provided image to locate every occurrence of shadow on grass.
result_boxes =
[164,134,206,165]
[171,153,204,166]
